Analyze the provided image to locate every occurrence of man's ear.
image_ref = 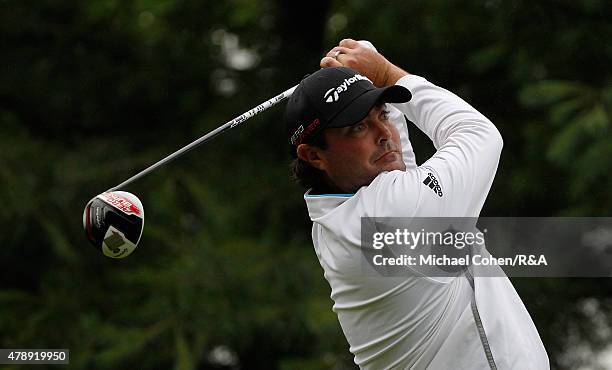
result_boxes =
[296,144,328,171]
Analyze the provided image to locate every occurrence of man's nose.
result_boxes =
[374,120,392,144]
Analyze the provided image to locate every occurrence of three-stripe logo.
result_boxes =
[423,173,443,197]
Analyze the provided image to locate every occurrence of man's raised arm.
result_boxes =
[322,39,502,216]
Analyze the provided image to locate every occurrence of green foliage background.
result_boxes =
[1,0,611,369]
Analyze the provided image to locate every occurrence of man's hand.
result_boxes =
[320,39,408,87]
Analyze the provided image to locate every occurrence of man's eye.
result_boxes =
[351,123,366,132]
[380,110,390,121]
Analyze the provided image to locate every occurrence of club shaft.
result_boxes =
[108,85,297,192]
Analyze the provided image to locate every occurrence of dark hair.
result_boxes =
[290,132,329,191]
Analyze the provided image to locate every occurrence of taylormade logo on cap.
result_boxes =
[323,74,371,103]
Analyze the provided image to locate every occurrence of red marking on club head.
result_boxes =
[99,192,142,217]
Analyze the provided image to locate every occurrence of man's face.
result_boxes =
[299,104,406,193]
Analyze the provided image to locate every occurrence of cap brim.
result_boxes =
[327,85,412,129]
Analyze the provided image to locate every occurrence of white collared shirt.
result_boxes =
[304,75,549,369]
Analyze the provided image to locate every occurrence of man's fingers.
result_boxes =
[321,39,373,69]
[322,46,352,68]
[325,46,352,58]
[320,56,343,68]
[339,38,359,48]
[357,40,377,52]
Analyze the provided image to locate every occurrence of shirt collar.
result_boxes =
[304,189,354,220]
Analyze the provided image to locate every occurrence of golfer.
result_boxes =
[284,39,549,369]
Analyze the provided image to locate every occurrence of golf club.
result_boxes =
[83,40,377,258]
[83,85,297,258]
[107,85,297,192]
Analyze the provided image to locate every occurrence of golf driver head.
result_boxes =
[83,191,144,258]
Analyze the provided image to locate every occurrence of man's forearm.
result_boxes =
[393,75,501,151]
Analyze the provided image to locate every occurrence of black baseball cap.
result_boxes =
[284,66,412,151]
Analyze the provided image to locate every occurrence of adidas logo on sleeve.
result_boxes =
[423,173,443,197]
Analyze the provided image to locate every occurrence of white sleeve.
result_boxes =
[388,104,417,169]
[370,75,503,217]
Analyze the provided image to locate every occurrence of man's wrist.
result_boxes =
[384,64,409,86]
